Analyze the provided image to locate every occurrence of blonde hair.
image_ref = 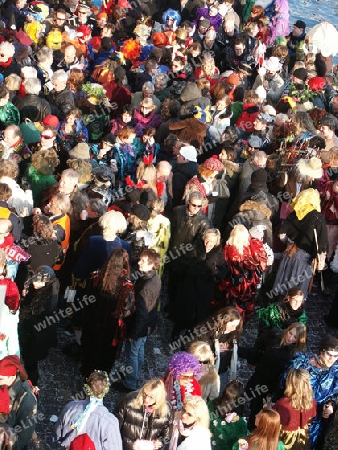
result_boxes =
[99,210,127,240]
[51,193,71,214]
[188,341,215,365]
[150,197,164,218]
[140,98,156,111]
[0,159,19,180]
[136,162,157,195]
[183,396,210,430]
[5,74,21,91]
[0,249,6,271]
[226,224,250,253]
[284,368,314,411]
[133,378,169,417]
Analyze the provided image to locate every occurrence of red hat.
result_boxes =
[0,356,28,381]
[202,155,224,171]
[96,12,107,20]
[43,115,59,127]
[308,76,326,92]
[77,25,92,38]
[70,434,96,450]
[0,387,10,414]
[14,30,32,47]
[224,73,240,87]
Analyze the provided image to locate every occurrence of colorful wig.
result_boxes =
[168,352,200,379]
[162,8,181,27]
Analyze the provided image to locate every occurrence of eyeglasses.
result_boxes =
[190,203,202,208]
[41,134,54,139]
[143,392,155,403]
[325,351,338,359]
[179,374,194,380]
[199,360,210,365]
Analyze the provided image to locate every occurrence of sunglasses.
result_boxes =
[199,360,210,365]
[190,203,202,208]
[180,374,194,380]
[41,134,54,139]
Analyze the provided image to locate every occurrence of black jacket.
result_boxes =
[172,162,198,207]
[116,391,173,450]
[127,270,161,340]
[47,86,75,120]
[15,94,52,122]
[169,205,211,268]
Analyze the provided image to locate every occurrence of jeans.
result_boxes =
[123,336,147,390]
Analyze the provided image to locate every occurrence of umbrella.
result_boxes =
[306,21,338,57]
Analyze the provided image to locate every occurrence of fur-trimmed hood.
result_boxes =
[239,200,272,219]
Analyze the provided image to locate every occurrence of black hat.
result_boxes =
[292,67,308,82]
[28,4,42,13]
[95,166,113,183]
[320,335,338,352]
[102,134,116,146]
[24,265,56,289]
[131,204,151,221]
[294,20,306,30]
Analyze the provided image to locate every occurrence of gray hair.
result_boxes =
[21,66,37,79]
[155,73,169,87]
[23,78,41,95]
[142,81,155,92]
[99,210,127,240]
[51,69,68,84]
[188,191,204,203]
[36,46,53,63]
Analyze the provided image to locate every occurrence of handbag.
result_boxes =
[19,119,41,144]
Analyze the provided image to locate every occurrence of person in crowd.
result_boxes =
[19,266,59,385]
[170,395,211,450]
[222,224,268,322]
[118,249,161,392]
[275,368,317,450]
[48,70,75,120]
[0,355,37,450]
[257,287,308,335]
[284,334,338,449]
[164,352,202,411]
[14,78,51,122]
[273,188,328,297]
[232,408,285,450]
[187,340,220,402]
[81,248,135,377]
[208,380,249,450]
[56,370,122,450]
[246,322,307,429]
[116,378,173,450]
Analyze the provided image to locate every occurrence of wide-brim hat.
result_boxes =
[263,56,282,72]
[69,143,90,160]
[298,157,323,179]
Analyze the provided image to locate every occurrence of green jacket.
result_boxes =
[0,101,20,127]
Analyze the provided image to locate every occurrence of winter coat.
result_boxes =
[169,205,211,266]
[19,280,59,365]
[133,108,162,138]
[116,391,173,450]
[7,377,37,450]
[172,162,198,208]
[47,86,75,120]
[180,83,211,118]
[127,270,161,340]
[15,94,51,122]
[0,102,20,129]
[57,399,122,450]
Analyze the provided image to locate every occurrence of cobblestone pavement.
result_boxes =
[31,270,338,450]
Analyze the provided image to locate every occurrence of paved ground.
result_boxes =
[31,268,338,450]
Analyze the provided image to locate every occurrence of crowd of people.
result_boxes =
[0,0,338,448]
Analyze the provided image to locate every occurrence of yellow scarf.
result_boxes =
[291,188,321,221]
